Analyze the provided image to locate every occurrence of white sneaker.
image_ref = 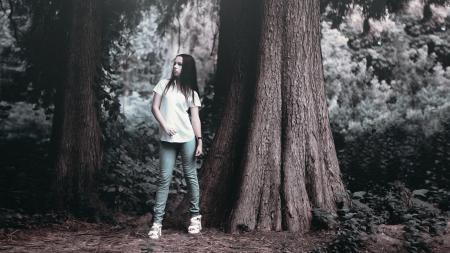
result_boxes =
[148,223,162,239]
[188,215,202,234]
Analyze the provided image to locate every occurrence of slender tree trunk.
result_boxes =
[422,3,432,22]
[200,0,348,233]
[53,0,103,214]
[362,17,371,35]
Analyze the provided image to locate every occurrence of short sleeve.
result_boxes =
[189,91,202,108]
[153,79,168,95]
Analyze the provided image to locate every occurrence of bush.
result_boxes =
[312,182,449,253]
[322,11,450,138]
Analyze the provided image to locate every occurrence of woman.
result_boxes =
[148,54,203,239]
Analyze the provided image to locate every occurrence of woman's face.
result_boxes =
[173,56,183,77]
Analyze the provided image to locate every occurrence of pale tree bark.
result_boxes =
[53,0,104,214]
[187,0,349,233]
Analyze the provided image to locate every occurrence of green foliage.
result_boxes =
[0,0,155,115]
[337,112,450,192]
[321,0,410,29]
[0,101,51,140]
[0,0,33,104]
[154,0,189,37]
[322,6,450,196]
[98,114,160,214]
[312,182,449,253]
[312,208,339,230]
[197,73,218,158]
[321,0,450,28]
[323,8,450,137]
[110,0,219,99]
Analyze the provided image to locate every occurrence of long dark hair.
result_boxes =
[163,54,199,103]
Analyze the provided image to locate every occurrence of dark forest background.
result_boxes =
[0,0,449,252]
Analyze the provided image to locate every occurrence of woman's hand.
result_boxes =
[164,126,177,136]
[195,141,203,157]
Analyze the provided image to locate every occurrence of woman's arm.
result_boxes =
[152,92,176,136]
[190,106,202,157]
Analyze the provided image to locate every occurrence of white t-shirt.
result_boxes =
[153,79,202,143]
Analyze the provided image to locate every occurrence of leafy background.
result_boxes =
[0,0,449,252]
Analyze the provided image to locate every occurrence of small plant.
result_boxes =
[312,182,449,253]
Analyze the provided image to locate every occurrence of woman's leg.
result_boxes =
[153,141,178,224]
[180,138,200,217]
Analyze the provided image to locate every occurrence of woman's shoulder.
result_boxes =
[153,79,171,94]
[157,79,170,86]
[156,79,171,88]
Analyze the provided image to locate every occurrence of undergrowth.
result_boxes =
[312,182,449,253]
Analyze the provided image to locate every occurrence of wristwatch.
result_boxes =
[196,136,202,141]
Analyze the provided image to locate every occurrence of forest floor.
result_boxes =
[0,215,449,253]
[0,215,334,253]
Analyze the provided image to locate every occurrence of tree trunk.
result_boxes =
[227,0,283,232]
[363,17,371,35]
[52,0,103,214]
[280,0,348,232]
[200,0,348,233]
[211,0,257,117]
[199,0,262,228]
[422,3,432,22]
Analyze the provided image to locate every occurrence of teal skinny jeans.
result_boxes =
[153,138,200,224]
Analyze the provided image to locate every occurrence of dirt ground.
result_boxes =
[0,218,335,253]
[2,216,448,253]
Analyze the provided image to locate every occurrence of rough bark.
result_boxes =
[228,0,283,231]
[280,0,348,232]
[199,0,262,228]
[53,0,103,214]
[190,0,349,233]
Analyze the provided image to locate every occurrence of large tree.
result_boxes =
[200,0,349,233]
[52,0,104,213]
[15,0,153,214]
